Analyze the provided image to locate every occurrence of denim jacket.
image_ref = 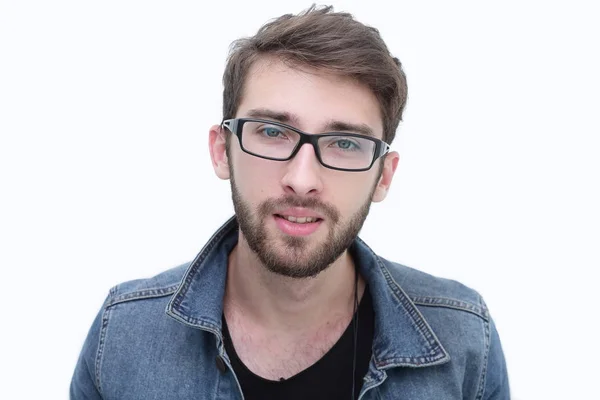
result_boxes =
[71,217,510,399]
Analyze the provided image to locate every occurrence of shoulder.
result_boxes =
[72,262,211,398]
[379,256,489,321]
[377,258,510,397]
[104,262,190,308]
[370,258,510,399]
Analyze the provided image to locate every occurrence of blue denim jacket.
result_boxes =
[71,217,510,399]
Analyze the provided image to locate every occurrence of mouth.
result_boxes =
[273,214,324,236]
[274,214,323,224]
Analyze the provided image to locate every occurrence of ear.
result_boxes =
[209,124,230,180]
[371,151,399,203]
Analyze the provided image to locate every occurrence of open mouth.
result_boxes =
[273,214,324,236]
[274,214,323,224]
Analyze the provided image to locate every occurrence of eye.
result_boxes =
[260,126,284,138]
[333,138,359,150]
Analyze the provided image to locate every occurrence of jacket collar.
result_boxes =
[166,216,450,369]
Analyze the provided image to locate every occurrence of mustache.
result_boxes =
[258,195,340,224]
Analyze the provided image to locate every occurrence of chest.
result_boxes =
[224,316,350,380]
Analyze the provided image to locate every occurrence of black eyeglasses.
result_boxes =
[221,118,390,172]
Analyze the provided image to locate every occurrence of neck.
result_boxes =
[224,232,365,333]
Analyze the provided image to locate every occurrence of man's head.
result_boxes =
[209,5,405,278]
[222,5,407,145]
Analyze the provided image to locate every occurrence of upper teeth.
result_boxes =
[283,215,316,223]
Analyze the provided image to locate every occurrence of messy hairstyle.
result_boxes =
[222,4,408,145]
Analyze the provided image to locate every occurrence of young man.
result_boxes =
[71,6,509,400]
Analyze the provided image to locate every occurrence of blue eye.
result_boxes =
[334,139,359,150]
[261,126,283,137]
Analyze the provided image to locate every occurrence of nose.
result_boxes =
[280,143,324,196]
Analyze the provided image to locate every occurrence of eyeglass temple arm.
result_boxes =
[377,142,391,158]
[221,119,237,132]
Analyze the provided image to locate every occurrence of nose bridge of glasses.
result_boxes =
[286,136,322,171]
[296,128,322,154]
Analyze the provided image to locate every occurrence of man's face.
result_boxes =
[213,58,397,278]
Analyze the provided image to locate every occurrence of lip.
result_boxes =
[273,214,322,236]
[275,207,325,220]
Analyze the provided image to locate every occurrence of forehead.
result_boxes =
[237,57,384,138]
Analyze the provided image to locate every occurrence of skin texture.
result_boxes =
[208,57,399,379]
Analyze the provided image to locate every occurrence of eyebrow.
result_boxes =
[245,108,376,138]
[325,120,375,137]
[246,108,299,125]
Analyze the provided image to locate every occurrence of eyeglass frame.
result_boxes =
[221,118,391,172]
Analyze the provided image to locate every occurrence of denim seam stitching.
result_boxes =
[106,285,180,308]
[94,288,115,397]
[168,313,221,329]
[410,296,489,321]
[475,295,491,400]
[377,262,449,367]
[166,218,237,329]
[170,218,235,312]
[356,237,449,367]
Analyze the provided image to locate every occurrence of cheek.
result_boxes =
[231,154,282,201]
[328,175,376,214]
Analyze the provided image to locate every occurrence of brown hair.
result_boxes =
[222,4,408,145]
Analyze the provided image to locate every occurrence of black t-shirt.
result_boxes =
[222,286,374,400]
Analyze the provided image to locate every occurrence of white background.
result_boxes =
[1,1,598,399]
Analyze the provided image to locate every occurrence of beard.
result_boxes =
[230,170,376,279]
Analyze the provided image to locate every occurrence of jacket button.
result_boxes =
[215,356,227,373]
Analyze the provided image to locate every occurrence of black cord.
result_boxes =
[351,265,359,400]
